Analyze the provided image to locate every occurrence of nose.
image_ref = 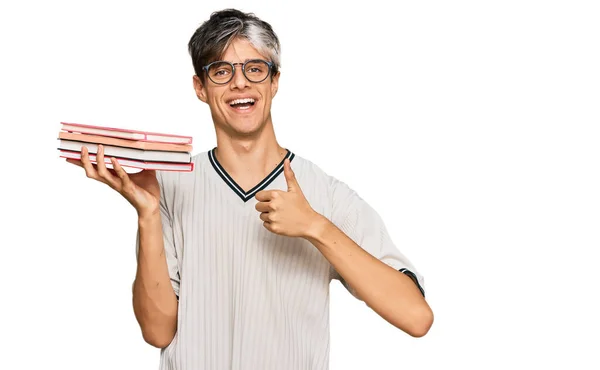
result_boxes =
[230,64,249,90]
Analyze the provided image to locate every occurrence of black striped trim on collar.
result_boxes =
[208,147,296,203]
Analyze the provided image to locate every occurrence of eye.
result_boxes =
[213,68,230,76]
[207,62,233,78]
[245,61,268,74]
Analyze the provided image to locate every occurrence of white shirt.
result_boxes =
[138,148,425,370]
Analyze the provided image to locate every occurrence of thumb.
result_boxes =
[283,158,299,192]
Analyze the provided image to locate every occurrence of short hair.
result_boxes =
[188,9,281,83]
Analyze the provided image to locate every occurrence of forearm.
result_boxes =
[133,212,178,348]
[305,215,433,337]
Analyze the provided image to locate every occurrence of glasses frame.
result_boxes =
[202,59,275,85]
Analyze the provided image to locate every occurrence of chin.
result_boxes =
[228,119,265,136]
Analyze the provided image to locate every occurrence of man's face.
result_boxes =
[193,38,279,137]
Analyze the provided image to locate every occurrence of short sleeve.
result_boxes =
[135,171,181,299]
[329,178,425,299]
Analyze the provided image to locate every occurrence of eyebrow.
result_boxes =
[218,58,262,63]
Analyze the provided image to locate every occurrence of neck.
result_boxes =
[213,118,286,191]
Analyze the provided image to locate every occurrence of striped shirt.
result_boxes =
[138,148,425,370]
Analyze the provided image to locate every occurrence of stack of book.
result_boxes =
[57,122,194,172]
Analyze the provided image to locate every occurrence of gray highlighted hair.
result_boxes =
[188,9,281,83]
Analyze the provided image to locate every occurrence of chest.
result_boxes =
[171,191,333,295]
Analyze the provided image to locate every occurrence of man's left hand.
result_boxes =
[255,158,323,238]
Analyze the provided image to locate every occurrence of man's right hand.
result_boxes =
[67,144,177,348]
[66,145,160,218]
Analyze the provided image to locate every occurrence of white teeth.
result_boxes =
[229,98,255,105]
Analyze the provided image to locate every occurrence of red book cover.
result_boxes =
[60,122,193,144]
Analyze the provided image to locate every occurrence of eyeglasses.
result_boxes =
[202,59,274,85]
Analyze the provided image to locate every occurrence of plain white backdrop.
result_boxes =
[1,1,599,369]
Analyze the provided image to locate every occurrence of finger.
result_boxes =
[95,145,120,188]
[263,221,279,234]
[110,157,131,185]
[259,212,271,222]
[95,144,106,171]
[255,201,272,213]
[255,190,277,202]
[80,146,101,181]
[283,158,299,192]
[111,157,141,199]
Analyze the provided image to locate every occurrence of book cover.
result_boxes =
[60,122,193,144]
[59,132,193,152]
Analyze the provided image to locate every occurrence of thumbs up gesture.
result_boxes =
[254,158,323,238]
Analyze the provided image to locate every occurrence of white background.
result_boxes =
[1,1,599,369]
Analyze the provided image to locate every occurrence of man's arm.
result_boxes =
[306,216,433,337]
[67,146,179,348]
[132,211,179,348]
[254,159,433,337]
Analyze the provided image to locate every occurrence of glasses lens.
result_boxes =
[244,60,270,82]
[207,62,233,84]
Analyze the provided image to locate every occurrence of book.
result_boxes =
[58,139,191,163]
[60,122,193,144]
[60,150,194,172]
[58,132,192,152]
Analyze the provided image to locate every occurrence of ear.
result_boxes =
[193,75,208,103]
[270,71,280,98]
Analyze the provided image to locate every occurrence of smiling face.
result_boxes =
[193,38,280,138]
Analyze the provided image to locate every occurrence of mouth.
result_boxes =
[227,97,257,112]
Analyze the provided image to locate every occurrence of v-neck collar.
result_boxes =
[208,147,296,202]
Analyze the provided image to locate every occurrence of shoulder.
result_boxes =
[290,151,359,216]
[289,152,342,192]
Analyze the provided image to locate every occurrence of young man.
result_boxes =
[68,8,433,370]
